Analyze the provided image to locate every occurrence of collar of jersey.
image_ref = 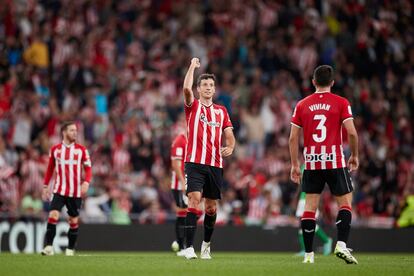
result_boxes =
[200,102,213,108]
[62,142,75,147]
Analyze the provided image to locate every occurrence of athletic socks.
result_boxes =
[203,212,217,243]
[176,214,186,250]
[68,223,79,250]
[185,208,199,248]
[336,206,352,243]
[301,211,316,253]
[45,217,57,246]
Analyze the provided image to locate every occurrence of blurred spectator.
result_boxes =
[20,189,43,221]
[0,0,413,228]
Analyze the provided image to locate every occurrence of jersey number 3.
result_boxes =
[313,114,327,143]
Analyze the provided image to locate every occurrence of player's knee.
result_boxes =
[68,216,79,226]
[188,196,200,208]
[49,211,60,220]
[205,206,216,216]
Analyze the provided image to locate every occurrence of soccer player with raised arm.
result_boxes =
[289,65,359,264]
[181,58,235,259]
[170,119,188,256]
[41,121,92,256]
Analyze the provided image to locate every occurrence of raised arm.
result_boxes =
[343,119,359,171]
[183,58,200,106]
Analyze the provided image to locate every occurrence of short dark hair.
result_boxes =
[197,73,216,86]
[61,121,76,134]
[313,65,334,87]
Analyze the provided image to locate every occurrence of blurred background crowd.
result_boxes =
[1,0,414,228]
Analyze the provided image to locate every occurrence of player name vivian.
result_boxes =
[309,103,331,111]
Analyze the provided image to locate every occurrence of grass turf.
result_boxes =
[0,252,413,276]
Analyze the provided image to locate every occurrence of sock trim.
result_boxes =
[177,210,187,217]
[187,208,200,215]
[48,218,58,224]
[301,211,316,220]
[339,205,352,212]
[69,223,79,229]
[205,209,216,216]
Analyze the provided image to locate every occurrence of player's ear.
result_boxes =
[330,80,335,87]
[312,79,316,87]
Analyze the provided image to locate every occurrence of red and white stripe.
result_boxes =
[185,99,232,168]
[0,176,19,208]
[247,197,267,220]
[112,148,130,173]
[21,159,44,194]
[170,134,186,190]
[170,171,182,190]
[303,144,346,170]
[51,143,89,198]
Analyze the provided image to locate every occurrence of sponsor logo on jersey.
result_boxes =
[200,113,221,127]
[305,153,334,162]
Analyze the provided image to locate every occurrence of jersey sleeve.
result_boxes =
[171,136,185,160]
[341,99,353,123]
[291,102,302,128]
[222,107,233,130]
[184,98,198,117]
[43,146,56,186]
[81,147,92,183]
[82,147,92,167]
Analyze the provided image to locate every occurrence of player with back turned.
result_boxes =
[41,121,92,256]
[181,58,235,259]
[289,65,359,264]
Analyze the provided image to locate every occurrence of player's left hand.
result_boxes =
[348,155,359,172]
[290,164,301,184]
[220,146,234,157]
[42,186,51,201]
[81,181,90,197]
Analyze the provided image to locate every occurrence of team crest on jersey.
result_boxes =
[214,109,220,115]
[200,113,221,127]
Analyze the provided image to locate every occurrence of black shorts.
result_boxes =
[302,168,354,196]
[171,189,187,208]
[50,193,82,217]
[185,162,223,200]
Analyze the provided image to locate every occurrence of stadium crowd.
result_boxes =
[1,0,413,228]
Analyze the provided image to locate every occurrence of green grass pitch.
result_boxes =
[1,252,413,276]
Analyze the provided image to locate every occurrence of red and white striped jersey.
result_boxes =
[291,91,353,170]
[247,197,268,221]
[44,142,92,198]
[170,134,187,190]
[112,147,130,173]
[185,99,233,168]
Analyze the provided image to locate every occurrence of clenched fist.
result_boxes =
[191,58,201,68]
